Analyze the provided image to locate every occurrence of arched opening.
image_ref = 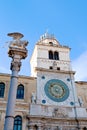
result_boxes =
[16,84,24,99]
[14,116,22,130]
[0,82,5,98]
[49,51,53,60]
[34,125,38,130]
[54,51,59,60]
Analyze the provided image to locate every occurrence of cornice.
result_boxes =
[0,73,36,80]
[34,67,75,74]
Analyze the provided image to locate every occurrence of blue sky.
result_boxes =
[0,0,87,81]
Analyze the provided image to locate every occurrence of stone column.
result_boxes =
[4,32,28,130]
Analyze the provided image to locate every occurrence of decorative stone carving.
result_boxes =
[78,97,83,107]
[43,127,51,130]
[9,40,28,49]
[28,126,34,130]
[53,61,57,70]
[8,32,28,49]
[55,126,62,130]
[10,61,21,71]
[37,125,42,130]
[31,93,36,104]
[53,108,68,118]
[22,112,27,119]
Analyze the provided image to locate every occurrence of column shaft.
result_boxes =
[4,70,18,130]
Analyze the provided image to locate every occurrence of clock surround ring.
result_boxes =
[44,79,69,102]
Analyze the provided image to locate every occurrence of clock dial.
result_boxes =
[49,84,64,98]
[44,79,69,102]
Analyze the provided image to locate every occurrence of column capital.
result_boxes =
[10,61,21,71]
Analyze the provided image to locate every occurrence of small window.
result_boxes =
[54,51,59,60]
[14,116,22,130]
[16,84,24,99]
[57,67,60,70]
[49,42,53,45]
[49,66,53,69]
[0,82,5,98]
[49,51,53,59]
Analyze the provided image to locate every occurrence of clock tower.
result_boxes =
[30,33,79,107]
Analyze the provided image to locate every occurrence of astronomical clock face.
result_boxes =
[44,79,69,102]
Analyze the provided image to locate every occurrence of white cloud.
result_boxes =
[72,51,87,81]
